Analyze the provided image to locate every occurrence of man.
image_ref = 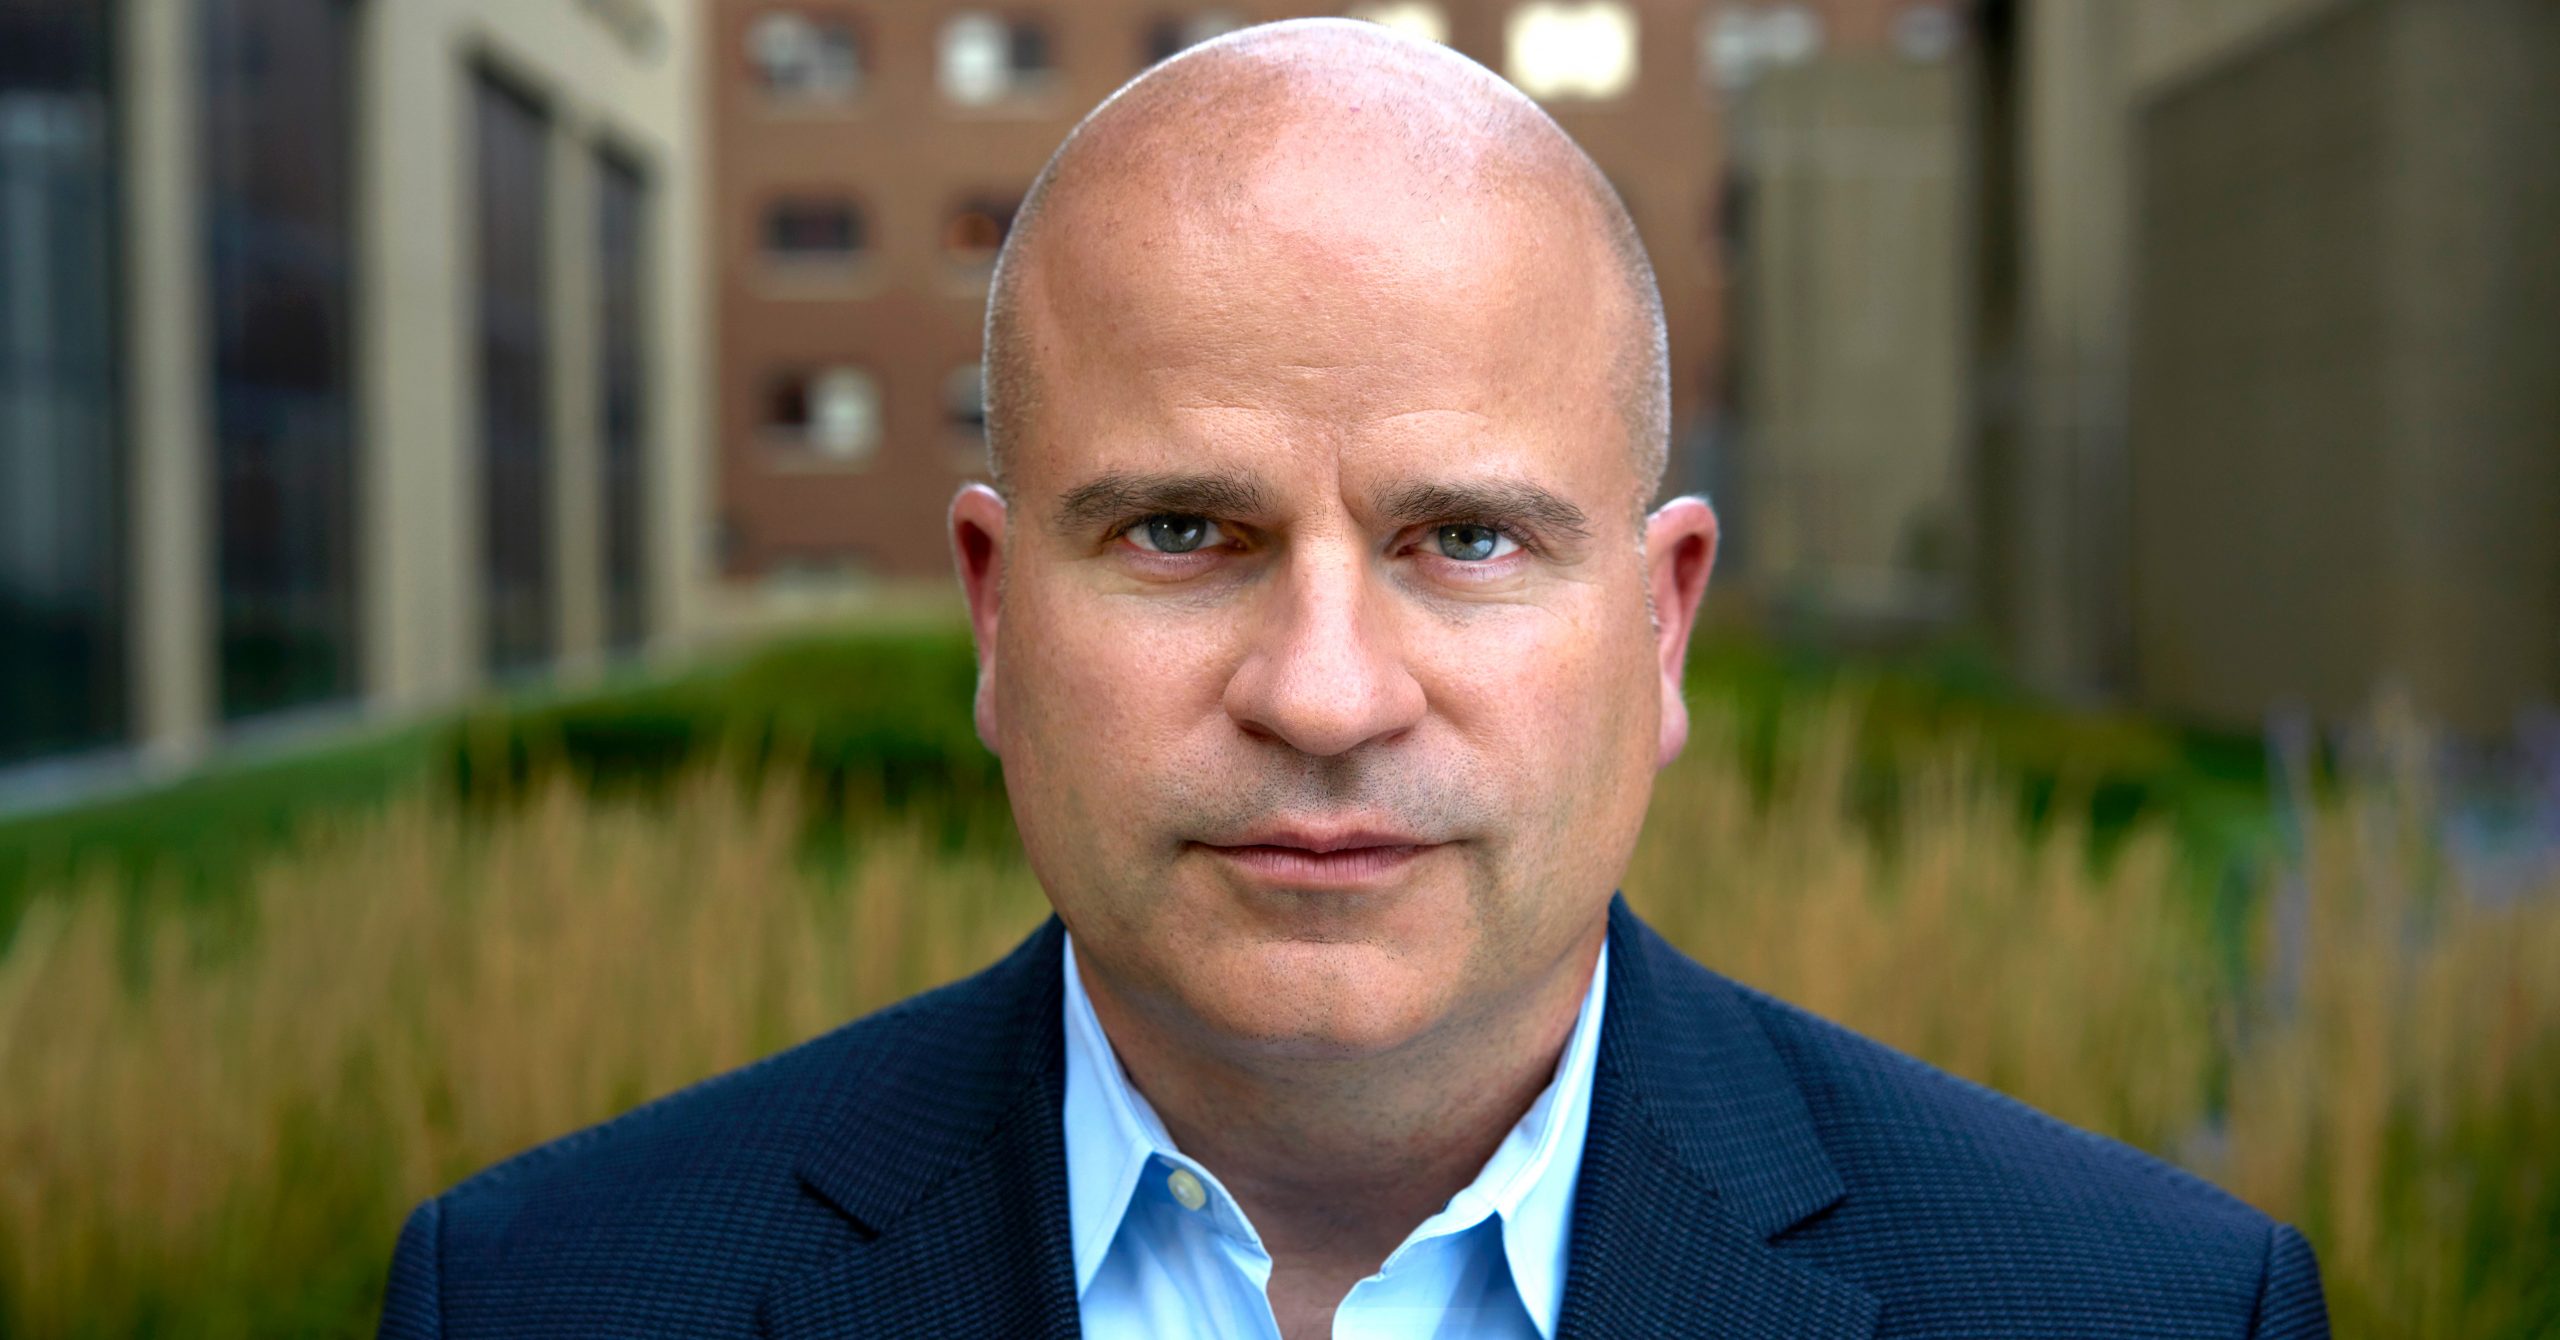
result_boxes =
[380,21,2327,1339]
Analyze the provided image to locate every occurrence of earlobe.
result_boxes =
[1658,693,1691,770]
[1644,496,1719,768]
[949,483,1009,754]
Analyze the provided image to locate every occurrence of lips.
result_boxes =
[1223,826,1428,854]
[1196,823,1440,888]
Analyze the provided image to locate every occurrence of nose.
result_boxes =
[1221,546,1427,758]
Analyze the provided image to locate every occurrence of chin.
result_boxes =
[1178,936,1459,1059]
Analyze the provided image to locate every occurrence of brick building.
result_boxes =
[708,0,1944,586]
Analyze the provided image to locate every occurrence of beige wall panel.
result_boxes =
[122,0,213,768]
[358,0,705,713]
[2128,0,2395,727]
[1730,56,1967,618]
[2378,0,2560,728]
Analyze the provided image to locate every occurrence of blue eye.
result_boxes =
[1433,523,1518,562]
[1127,514,1223,554]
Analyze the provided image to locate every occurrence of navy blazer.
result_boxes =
[379,897,2329,1337]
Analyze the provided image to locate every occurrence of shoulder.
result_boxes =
[387,928,1052,1334]
[1733,975,2262,1229]
[1719,968,2309,1333]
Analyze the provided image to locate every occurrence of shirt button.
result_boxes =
[1166,1167,1208,1212]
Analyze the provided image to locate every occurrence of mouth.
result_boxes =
[1193,826,1441,889]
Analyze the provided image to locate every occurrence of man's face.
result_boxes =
[955,144,1711,1062]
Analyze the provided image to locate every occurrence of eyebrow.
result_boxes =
[1377,480,1593,546]
[1053,471,1274,537]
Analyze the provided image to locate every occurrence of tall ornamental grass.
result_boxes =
[1,697,2553,1336]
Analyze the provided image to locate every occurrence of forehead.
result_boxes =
[1012,134,1630,504]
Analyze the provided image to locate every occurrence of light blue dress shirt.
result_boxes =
[1060,934,1609,1340]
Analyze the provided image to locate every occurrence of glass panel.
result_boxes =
[0,0,123,762]
[475,72,551,676]
[1505,1,1640,101]
[939,13,1009,106]
[597,148,648,652]
[202,0,360,721]
[748,11,861,102]
[762,195,863,260]
[766,365,879,464]
[940,194,1014,267]
[940,14,1052,104]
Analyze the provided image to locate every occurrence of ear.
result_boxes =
[1643,495,1719,768]
[949,483,1009,754]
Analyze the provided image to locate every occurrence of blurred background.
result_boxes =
[1,0,2554,1335]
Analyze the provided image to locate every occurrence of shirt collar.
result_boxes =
[1060,931,1610,1337]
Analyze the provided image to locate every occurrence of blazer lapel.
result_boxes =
[1557,898,1879,1339]
[757,899,1877,1338]
[760,919,1081,1340]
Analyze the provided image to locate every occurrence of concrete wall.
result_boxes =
[111,0,707,770]
[2124,0,2560,732]
[361,0,709,710]
[1991,0,2557,732]
[1726,51,1967,622]
[1982,0,2348,695]
[2126,0,2395,724]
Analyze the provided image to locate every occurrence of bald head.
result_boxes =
[982,19,1669,515]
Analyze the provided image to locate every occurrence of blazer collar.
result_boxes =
[1556,896,1877,1337]
[762,899,1874,1339]
[762,917,1081,1339]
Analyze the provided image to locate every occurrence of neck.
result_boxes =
[1076,923,1607,1301]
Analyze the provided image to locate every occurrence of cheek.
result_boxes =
[994,587,1226,844]
[1420,606,1660,904]
[1429,607,1653,778]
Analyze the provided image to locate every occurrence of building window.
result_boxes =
[474,71,553,677]
[203,0,360,722]
[941,194,1017,268]
[1506,1,1638,101]
[763,195,867,264]
[748,10,864,103]
[1143,10,1242,65]
[1702,4,1823,92]
[768,367,881,464]
[1346,3,1449,46]
[0,0,123,763]
[938,13,1056,107]
[597,148,650,654]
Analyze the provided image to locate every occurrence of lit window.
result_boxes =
[768,367,882,463]
[748,11,863,102]
[763,196,867,263]
[1144,10,1243,64]
[1507,2,1637,100]
[939,13,1055,106]
[1701,4,1823,92]
[942,195,1018,267]
[1345,2,1448,45]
